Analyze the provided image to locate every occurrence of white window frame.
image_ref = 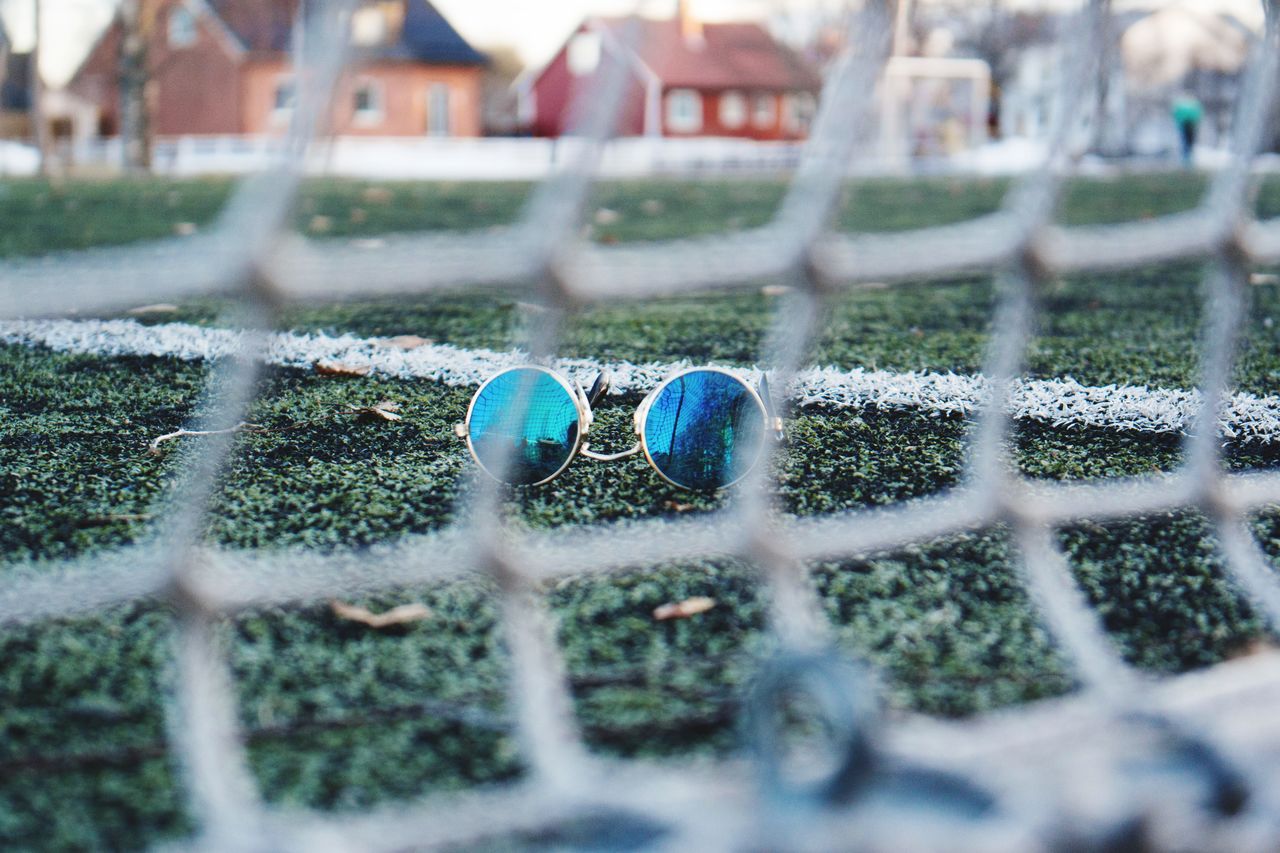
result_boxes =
[665,88,703,134]
[567,31,601,76]
[782,91,817,134]
[167,5,198,48]
[351,7,388,46]
[719,90,746,129]
[752,93,776,128]
[353,79,385,127]
[427,83,451,137]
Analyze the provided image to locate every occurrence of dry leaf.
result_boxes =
[315,360,371,377]
[127,303,180,315]
[663,500,695,513]
[349,400,402,421]
[653,596,715,621]
[331,600,432,628]
[1251,272,1280,286]
[1227,637,1279,660]
[594,207,621,225]
[309,214,333,233]
[382,334,432,350]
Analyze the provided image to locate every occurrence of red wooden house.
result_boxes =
[522,3,821,140]
[67,0,486,140]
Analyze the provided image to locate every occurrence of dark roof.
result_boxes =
[400,0,486,64]
[596,17,819,91]
[207,0,484,64]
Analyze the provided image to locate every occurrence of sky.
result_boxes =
[0,0,1267,87]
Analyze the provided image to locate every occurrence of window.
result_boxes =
[272,78,296,120]
[719,90,746,129]
[168,6,197,48]
[752,93,776,128]
[665,89,702,133]
[353,81,384,126]
[782,92,816,134]
[427,83,451,136]
[351,7,388,46]
[567,32,601,76]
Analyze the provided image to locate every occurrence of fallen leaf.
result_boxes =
[1251,272,1280,286]
[331,600,432,628]
[663,500,695,513]
[309,214,333,233]
[127,303,180,315]
[1227,637,1279,660]
[594,207,621,225]
[382,334,432,350]
[315,360,371,377]
[349,400,402,421]
[653,596,715,621]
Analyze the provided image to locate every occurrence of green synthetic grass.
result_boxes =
[3,173,1280,849]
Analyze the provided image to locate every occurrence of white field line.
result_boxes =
[3,318,1280,443]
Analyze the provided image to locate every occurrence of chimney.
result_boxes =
[676,0,703,46]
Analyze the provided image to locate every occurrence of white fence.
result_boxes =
[63,135,809,180]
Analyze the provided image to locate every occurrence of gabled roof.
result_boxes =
[399,0,487,64]
[594,17,820,91]
[208,0,297,53]
[207,0,484,64]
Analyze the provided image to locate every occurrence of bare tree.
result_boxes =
[30,0,52,175]
[118,0,152,173]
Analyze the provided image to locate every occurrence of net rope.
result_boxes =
[6,0,1280,848]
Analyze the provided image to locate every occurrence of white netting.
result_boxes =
[6,1,1280,849]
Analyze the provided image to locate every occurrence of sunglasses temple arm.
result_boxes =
[758,374,785,441]
[586,371,611,408]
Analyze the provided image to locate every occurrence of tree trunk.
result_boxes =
[31,0,53,176]
[118,0,150,173]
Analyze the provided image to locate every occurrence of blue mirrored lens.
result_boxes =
[643,370,765,490]
[468,368,580,485]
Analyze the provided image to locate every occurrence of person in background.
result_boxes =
[1172,93,1203,166]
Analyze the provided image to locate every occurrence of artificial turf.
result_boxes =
[3,173,1280,849]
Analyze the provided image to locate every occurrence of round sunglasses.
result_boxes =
[454,366,782,489]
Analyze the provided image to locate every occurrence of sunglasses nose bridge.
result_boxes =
[579,441,642,462]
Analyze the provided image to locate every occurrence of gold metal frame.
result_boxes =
[456,365,781,489]
[454,365,593,487]
[633,367,771,490]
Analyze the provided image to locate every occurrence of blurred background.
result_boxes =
[0,0,1268,178]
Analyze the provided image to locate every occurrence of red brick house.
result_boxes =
[67,0,486,139]
[522,4,821,140]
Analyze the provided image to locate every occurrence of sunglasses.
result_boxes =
[454,366,782,489]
